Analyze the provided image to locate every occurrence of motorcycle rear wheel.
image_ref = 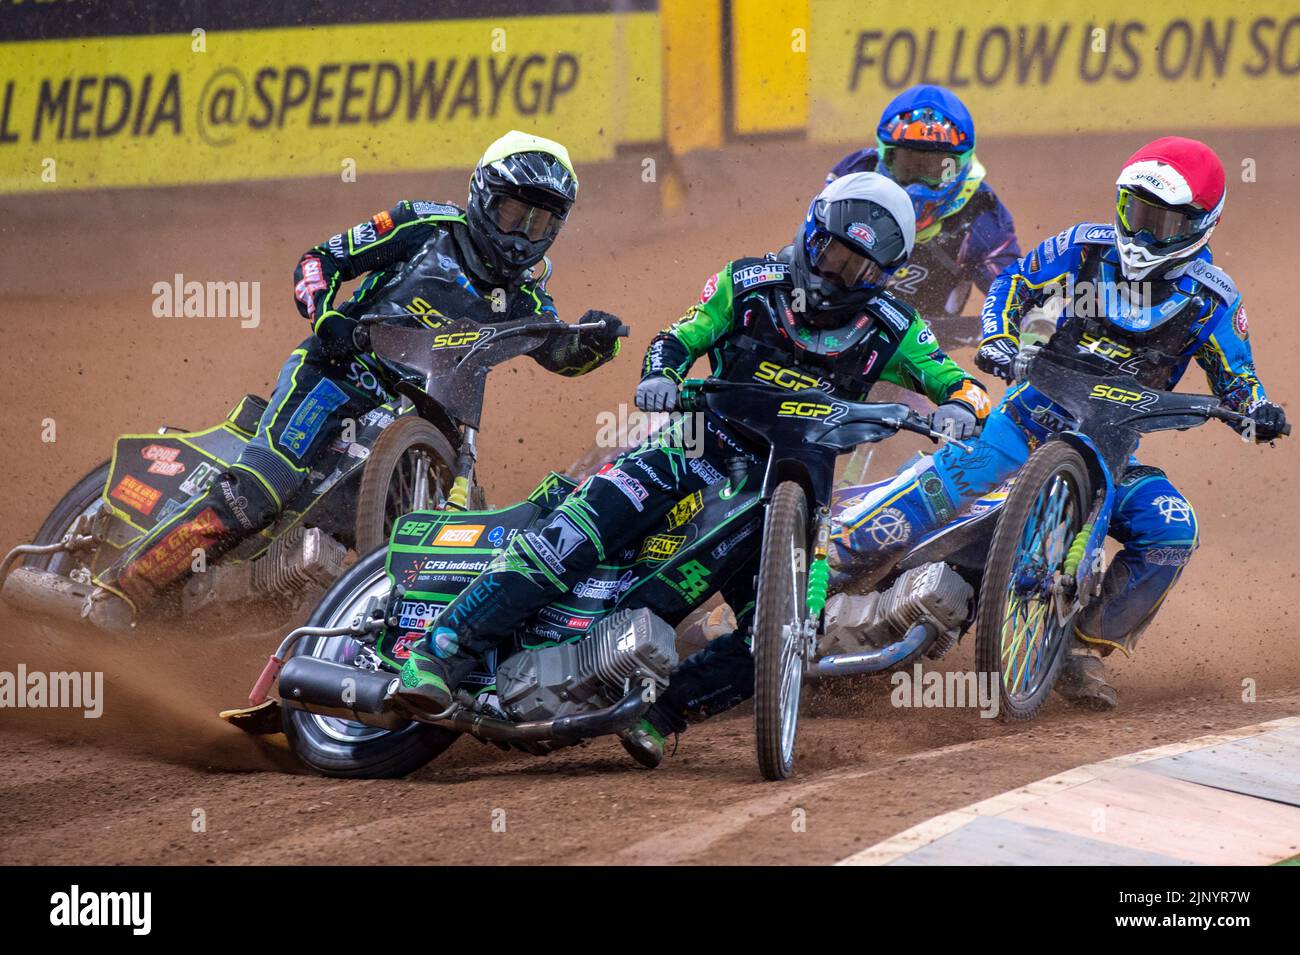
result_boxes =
[976,440,1090,722]
[752,481,810,781]
[281,546,459,778]
[26,461,111,577]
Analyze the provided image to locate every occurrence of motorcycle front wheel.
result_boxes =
[752,481,810,781]
[976,440,1091,722]
[353,417,480,554]
[281,546,460,778]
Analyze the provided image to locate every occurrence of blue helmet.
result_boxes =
[875,85,976,235]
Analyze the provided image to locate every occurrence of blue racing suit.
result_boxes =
[831,221,1269,656]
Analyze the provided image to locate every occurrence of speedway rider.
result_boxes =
[394,172,993,766]
[829,136,1286,709]
[90,131,624,627]
[829,84,1021,345]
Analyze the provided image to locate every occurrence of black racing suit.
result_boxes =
[425,249,989,731]
[103,200,618,610]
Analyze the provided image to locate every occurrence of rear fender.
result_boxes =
[375,501,543,667]
[101,423,248,537]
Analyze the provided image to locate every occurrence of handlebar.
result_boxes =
[677,378,972,451]
[1203,405,1291,436]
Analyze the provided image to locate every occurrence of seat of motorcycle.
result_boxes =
[228,394,269,437]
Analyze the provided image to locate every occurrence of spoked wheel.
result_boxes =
[976,441,1091,722]
[752,481,811,780]
[354,418,461,553]
[281,546,459,778]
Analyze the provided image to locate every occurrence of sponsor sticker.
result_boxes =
[1233,305,1249,340]
[294,256,327,318]
[351,221,378,246]
[699,272,719,303]
[433,524,485,547]
[687,457,724,485]
[733,262,789,290]
[875,299,910,332]
[666,491,703,529]
[412,200,458,217]
[847,222,876,248]
[178,460,219,497]
[710,522,756,560]
[573,571,634,600]
[862,506,912,546]
[397,599,439,630]
[598,466,648,511]
[371,210,395,235]
[637,533,685,562]
[280,378,350,458]
[111,475,162,516]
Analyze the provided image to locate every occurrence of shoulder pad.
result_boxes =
[1068,222,1116,245]
[1179,257,1238,305]
[869,293,917,337]
[409,200,464,220]
[731,259,790,291]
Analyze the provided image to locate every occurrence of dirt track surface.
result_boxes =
[2,130,1299,864]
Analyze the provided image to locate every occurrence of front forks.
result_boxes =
[446,425,478,510]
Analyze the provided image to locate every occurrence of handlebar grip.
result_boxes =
[677,378,706,413]
[615,325,630,338]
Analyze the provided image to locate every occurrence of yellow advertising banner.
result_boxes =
[809,1,1300,140]
[0,13,661,192]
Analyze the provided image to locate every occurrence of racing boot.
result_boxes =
[619,718,666,769]
[394,643,456,715]
[392,623,489,715]
[1055,647,1118,710]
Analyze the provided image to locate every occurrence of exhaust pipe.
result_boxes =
[808,620,936,678]
[434,687,649,744]
[1,566,96,625]
[277,656,410,731]
[281,655,650,745]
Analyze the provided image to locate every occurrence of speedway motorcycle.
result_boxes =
[819,344,1287,748]
[222,380,957,779]
[0,313,616,632]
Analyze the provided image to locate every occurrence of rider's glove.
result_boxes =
[635,375,680,413]
[975,336,1019,382]
[1244,400,1288,442]
[932,401,980,441]
[577,309,628,349]
[315,310,367,361]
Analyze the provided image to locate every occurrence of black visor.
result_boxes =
[809,233,883,289]
[487,193,566,242]
[882,145,957,186]
[1116,188,1204,245]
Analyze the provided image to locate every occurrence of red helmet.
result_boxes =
[1114,137,1225,280]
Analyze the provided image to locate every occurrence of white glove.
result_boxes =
[635,376,679,412]
[932,402,980,441]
